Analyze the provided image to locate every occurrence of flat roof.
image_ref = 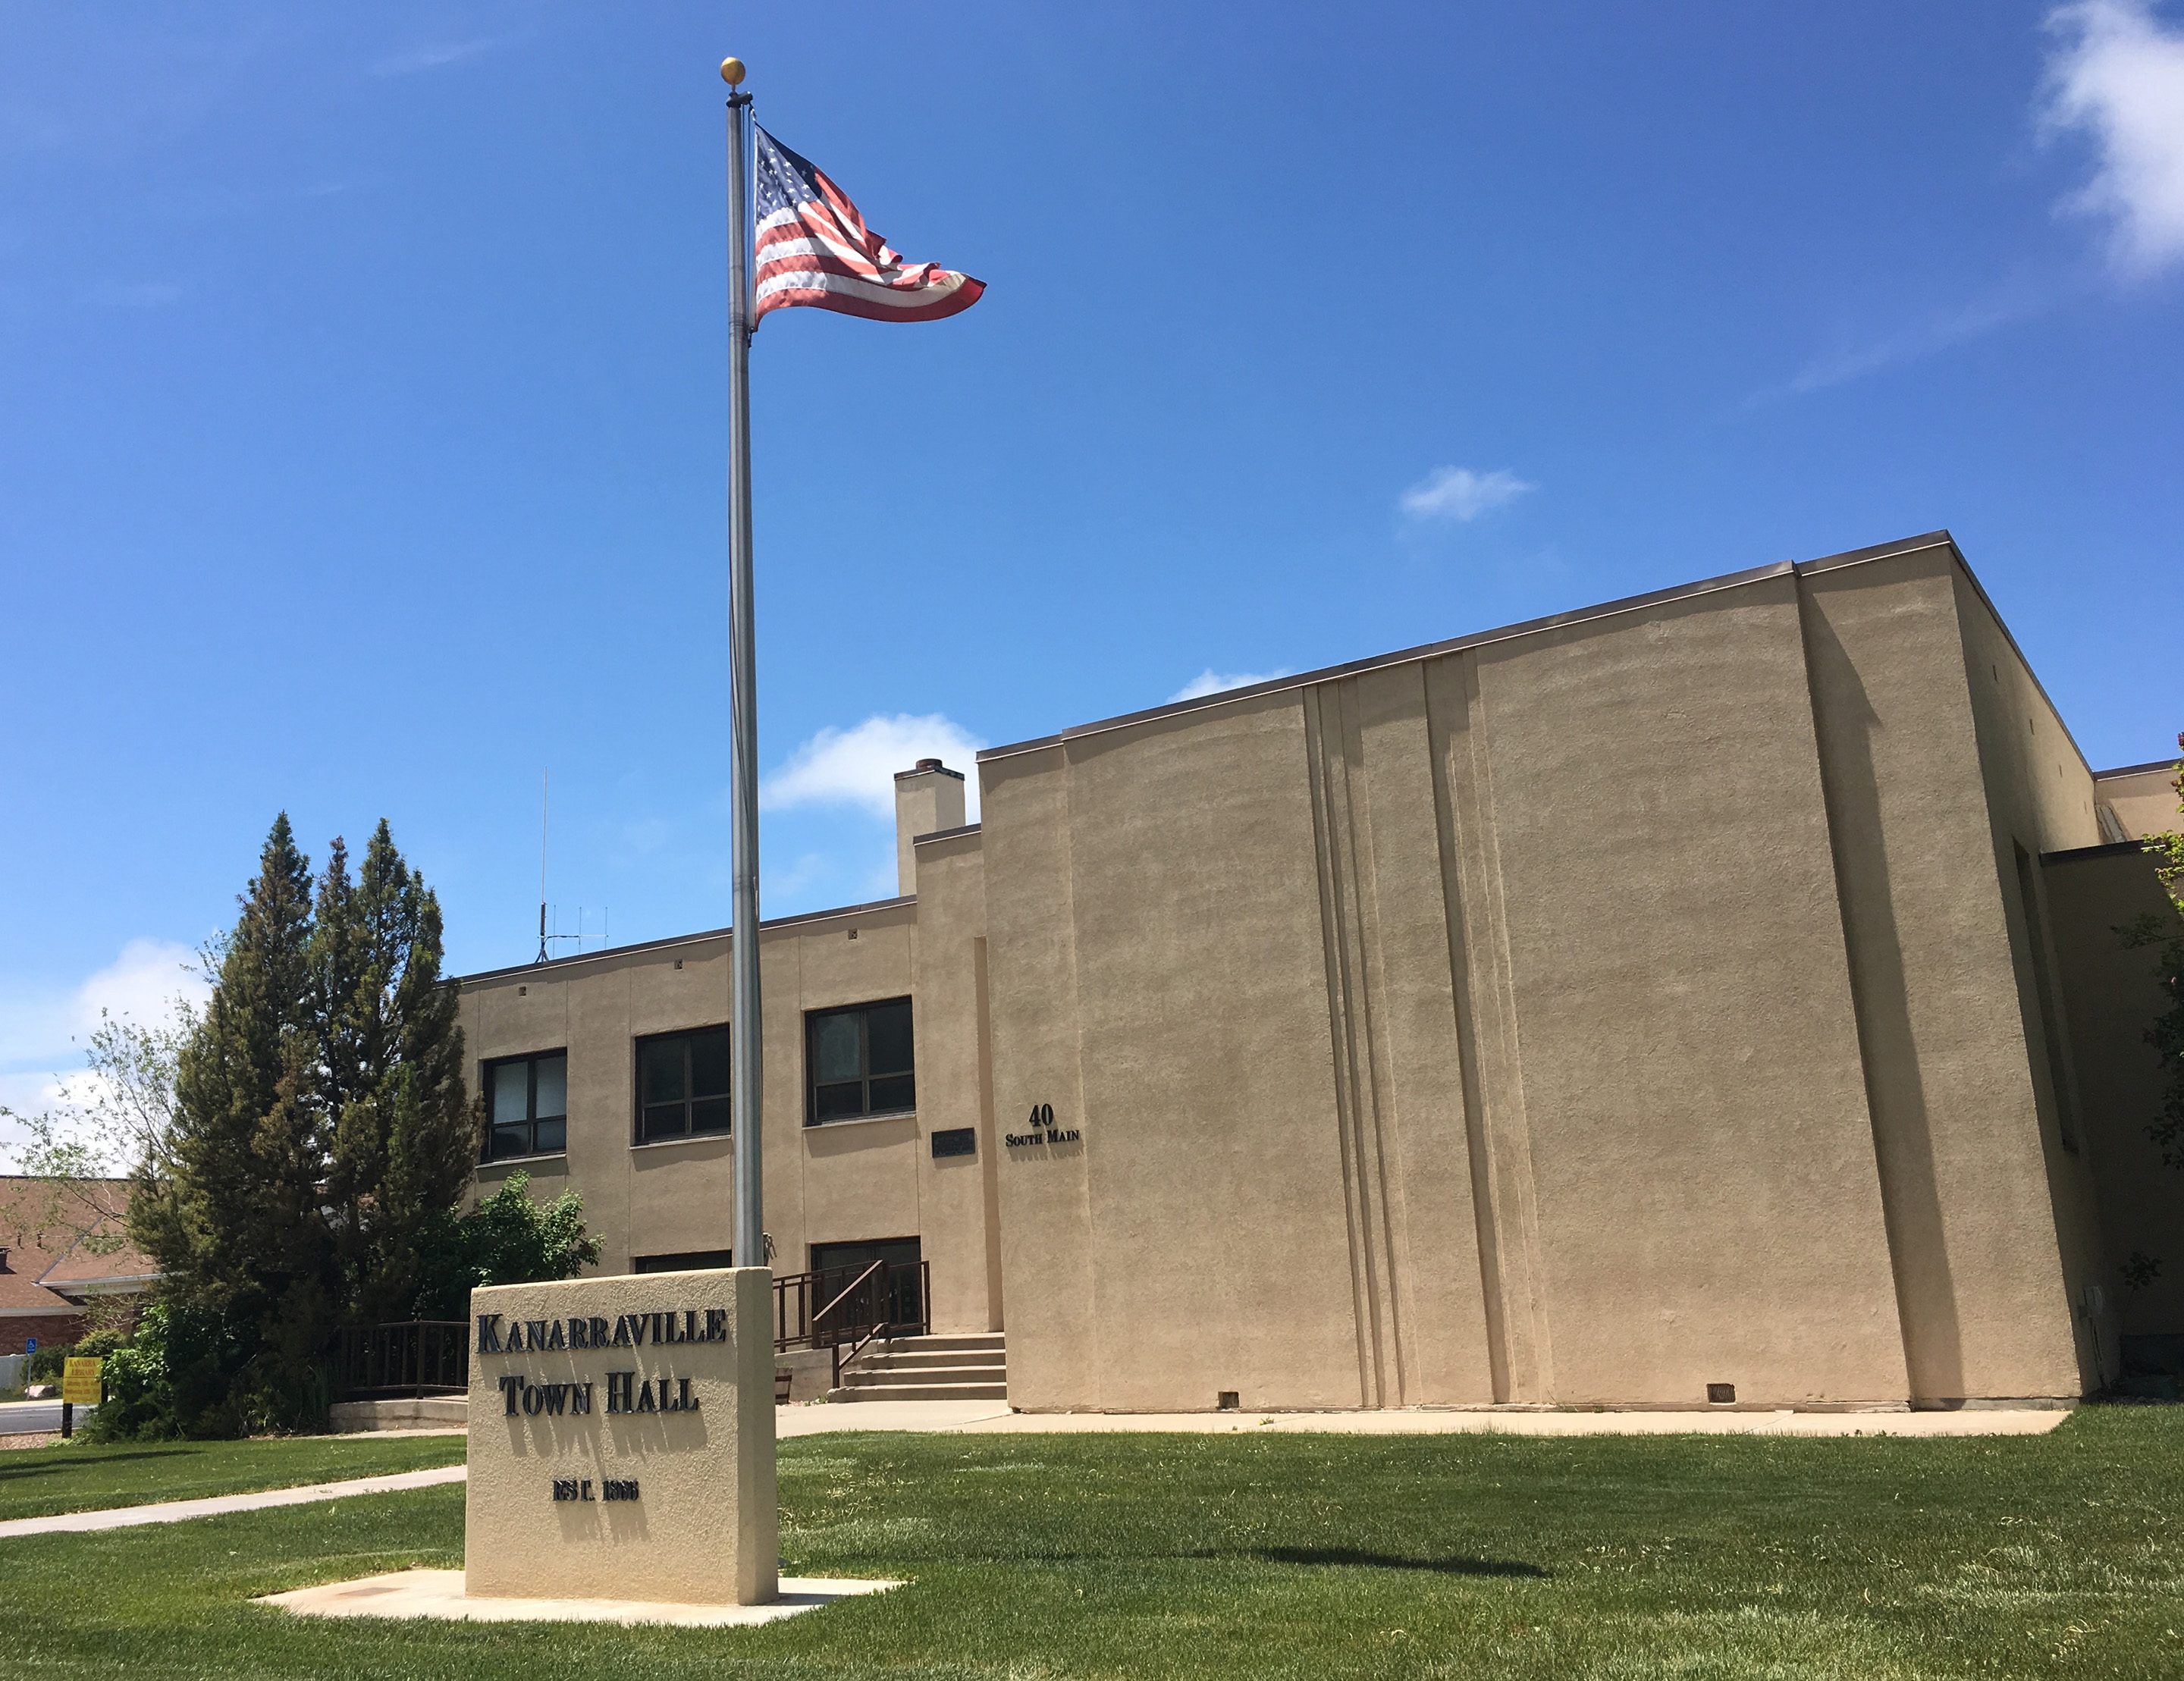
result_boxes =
[458,531,2110,989]
[2095,759,2181,780]
[975,530,2088,770]
[457,893,915,987]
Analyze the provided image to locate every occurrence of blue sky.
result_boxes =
[2,2,2180,1135]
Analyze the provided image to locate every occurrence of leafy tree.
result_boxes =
[2129,735,2184,1171]
[318,821,480,1324]
[80,1301,253,1441]
[413,1171,601,1321]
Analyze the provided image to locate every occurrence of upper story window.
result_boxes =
[485,1051,566,1160]
[636,1026,732,1143]
[805,997,914,1124]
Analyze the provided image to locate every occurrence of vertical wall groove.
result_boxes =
[1304,685,1380,1404]
[1430,654,1554,1403]
[1304,680,1413,1407]
[1335,679,1417,1407]
[1424,658,1511,1402]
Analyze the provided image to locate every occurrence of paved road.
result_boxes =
[0,1398,96,1435]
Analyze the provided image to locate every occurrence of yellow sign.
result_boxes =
[61,1356,103,1405]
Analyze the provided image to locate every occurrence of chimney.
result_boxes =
[893,758,966,895]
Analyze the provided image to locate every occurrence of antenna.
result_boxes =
[534,769,590,964]
[536,770,551,964]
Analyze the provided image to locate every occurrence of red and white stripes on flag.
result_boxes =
[752,124,984,325]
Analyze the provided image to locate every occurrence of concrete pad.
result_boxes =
[329,1397,467,1432]
[0,1465,469,1540]
[777,1398,1013,1436]
[258,1567,900,1627]
[959,1408,2073,1437]
[779,1400,2070,1438]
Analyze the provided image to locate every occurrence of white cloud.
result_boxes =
[1168,669,1292,704]
[0,939,206,1165]
[77,939,206,1030]
[1399,466,1536,522]
[369,39,500,77]
[0,939,205,1071]
[1783,294,2040,396]
[2043,1,2184,274]
[760,713,986,821]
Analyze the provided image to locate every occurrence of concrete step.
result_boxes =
[876,1334,1004,1353]
[827,1331,1009,1403]
[858,1349,1007,1372]
[827,1380,1010,1402]
[843,1363,1003,1386]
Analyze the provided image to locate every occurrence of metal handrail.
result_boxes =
[774,1258,929,1355]
[811,1259,887,1328]
[832,1315,891,1391]
[339,1320,469,1399]
[825,1260,934,1391]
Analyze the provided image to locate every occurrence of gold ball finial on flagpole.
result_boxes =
[720,57,746,86]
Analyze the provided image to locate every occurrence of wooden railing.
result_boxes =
[339,1320,469,1399]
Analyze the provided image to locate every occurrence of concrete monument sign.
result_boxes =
[466,1266,777,1606]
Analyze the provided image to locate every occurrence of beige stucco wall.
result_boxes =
[1467,573,1906,1407]
[459,896,999,1334]
[908,827,1003,1332]
[2098,763,2182,842]
[979,538,2098,1411]
[1781,546,2088,1400]
[985,565,1932,1410]
[453,532,2126,1414]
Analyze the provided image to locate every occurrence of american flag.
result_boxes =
[752,125,984,325]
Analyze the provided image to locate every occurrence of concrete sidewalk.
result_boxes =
[0,1464,468,1540]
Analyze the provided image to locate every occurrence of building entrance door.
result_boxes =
[809,1237,924,1334]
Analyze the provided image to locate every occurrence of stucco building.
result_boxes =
[455,531,2183,1411]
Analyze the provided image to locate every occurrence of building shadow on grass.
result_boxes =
[1246,1547,1549,1577]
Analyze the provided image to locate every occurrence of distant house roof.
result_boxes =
[0,1175,158,1318]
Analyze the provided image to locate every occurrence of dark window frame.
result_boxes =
[804,996,915,1126]
[632,1024,733,1145]
[482,1049,568,1162]
[633,1250,734,1274]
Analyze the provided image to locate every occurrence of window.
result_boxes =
[634,1250,733,1273]
[485,1052,567,1160]
[635,1027,731,1143]
[805,998,915,1124]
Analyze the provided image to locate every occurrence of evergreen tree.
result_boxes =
[321,820,480,1322]
[121,813,531,1435]
[130,813,334,1429]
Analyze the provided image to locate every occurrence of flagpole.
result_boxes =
[722,57,764,1273]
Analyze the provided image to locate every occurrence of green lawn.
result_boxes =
[0,1432,467,1521]
[5,1410,2183,1678]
